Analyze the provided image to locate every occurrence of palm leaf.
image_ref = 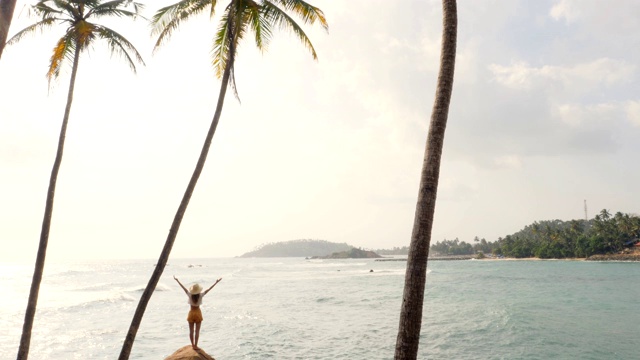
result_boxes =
[68,0,101,6]
[247,1,272,51]
[267,0,327,30]
[262,1,319,60]
[212,7,232,79]
[86,0,145,20]
[52,0,82,19]
[6,18,59,45]
[151,0,216,52]
[211,2,245,100]
[33,2,65,18]
[47,31,76,82]
[94,24,145,72]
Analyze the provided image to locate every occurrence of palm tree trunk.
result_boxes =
[394,1,457,359]
[0,0,17,59]
[17,45,81,360]
[117,43,234,360]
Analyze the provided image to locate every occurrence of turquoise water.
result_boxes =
[1,258,639,359]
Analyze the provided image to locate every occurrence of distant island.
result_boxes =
[239,239,352,258]
[239,240,391,259]
[310,247,382,259]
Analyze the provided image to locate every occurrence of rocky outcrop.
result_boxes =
[165,346,215,360]
[586,253,640,261]
[311,247,382,259]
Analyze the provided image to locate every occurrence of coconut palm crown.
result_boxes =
[150,0,327,97]
[8,0,145,85]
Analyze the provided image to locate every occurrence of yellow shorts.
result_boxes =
[187,307,203,323]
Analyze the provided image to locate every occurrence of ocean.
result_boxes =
[1,258,639,359]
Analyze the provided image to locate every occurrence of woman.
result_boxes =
[174,275,222,350]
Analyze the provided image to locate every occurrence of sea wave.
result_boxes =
[130,283,172,292]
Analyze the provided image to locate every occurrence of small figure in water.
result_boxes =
[174,275,222,350]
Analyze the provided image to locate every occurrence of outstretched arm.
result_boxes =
[203,278,222,296]
[174,275,189,295]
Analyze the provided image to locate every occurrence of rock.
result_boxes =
[586,254,640,261]
[165,346,215,360]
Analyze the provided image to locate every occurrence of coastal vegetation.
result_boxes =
[375,246,410,255]
[311,247,382,259]
[6,2,145,358]
[430,209,640,259]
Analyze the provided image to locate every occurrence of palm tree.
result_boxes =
[7,1,144,358]
[117,1,327,359]
[394,0,457,359]
[0,0,18,59]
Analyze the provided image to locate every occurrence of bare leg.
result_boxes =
[188,322,196,349]
[194,322,202,350]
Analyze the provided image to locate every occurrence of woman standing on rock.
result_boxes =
[174,276,222,350]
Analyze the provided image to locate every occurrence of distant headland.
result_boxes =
[239,239,352,258]
[239,239,387,259]
[430,209,640,261]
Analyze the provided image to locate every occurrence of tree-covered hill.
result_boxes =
[430,209,640,259]
[375,246,409,255]
[239,239,352,257]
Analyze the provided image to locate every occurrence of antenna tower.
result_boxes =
[584,199,588,222]
[584,199,589,232]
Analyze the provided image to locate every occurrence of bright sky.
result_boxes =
[2,0,639,262]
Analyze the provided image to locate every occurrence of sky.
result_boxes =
[1,0,640,262]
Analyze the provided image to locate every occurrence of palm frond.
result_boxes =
[211,2,245,100]
[227,2,252,100]
[94,24,146,73]
[211,8,232,79]
[211,1,246,74]
[267,0,328,30]
[33,2,65,18]
[86,0,145,20]
[262,1,319,60]
[244,0,271,51]
[52,0,82,19]
[47,32,76,82]
[233,2,250,46]
[6,18,59,45]
[151,0,215,52]
[68,0,101,7]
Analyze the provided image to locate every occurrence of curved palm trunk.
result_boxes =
[394,1,456,359]
[117,44,233,360]
[0,0,18,59]
[17,45,81,360]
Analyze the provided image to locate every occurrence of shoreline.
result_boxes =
[422,253,640,262]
